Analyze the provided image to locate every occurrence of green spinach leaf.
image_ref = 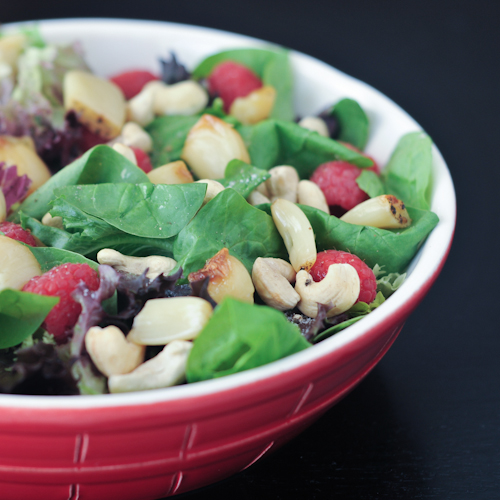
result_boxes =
[238,119,373,176]
[331,98,370,150]
[0,289,58,349]
[16,145,149,220]
[173,188,287,274]
[303,205,438,273]
[53,183,206,239]
[146,115,200,167]
[218,160,270,198]
[28,246,100,272]
[356,169,385,198]
[186,298,310,382]
[381,131,433,210]
[21,210,175,260]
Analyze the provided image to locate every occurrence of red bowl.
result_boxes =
[0,18,456,500]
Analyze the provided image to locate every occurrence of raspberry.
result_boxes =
[22,263,100,341]
[130,147,153,173]
[0,221,38,246]
[207,61,262,112]
[310,161,370,213]
[310,250,377,304]
[109,70,159,100]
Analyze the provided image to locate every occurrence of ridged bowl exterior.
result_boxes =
[0,19,455,500]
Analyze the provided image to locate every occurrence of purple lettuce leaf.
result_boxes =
[70,265,120,358]
[0,342,78,395]
[0,163,32,212]
[285,303,329,342]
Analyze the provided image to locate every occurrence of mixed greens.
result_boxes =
[0,27,438,395]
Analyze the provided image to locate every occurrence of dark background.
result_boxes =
[3,1,499,498]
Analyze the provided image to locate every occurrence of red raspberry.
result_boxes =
[109,70,159,100]
[310,161,370,213]
[130,147,153,173]
[310,250,377,304]
[22,263,100,341]
[0,221,38,246]
[207,61,262,112]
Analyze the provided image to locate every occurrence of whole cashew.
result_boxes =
[252,257,300,311]
[295,263,360,318]
[85,325,145,377]
[96,248,177,280]
[108,340,193,393]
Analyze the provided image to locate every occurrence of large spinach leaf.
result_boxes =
[0,289,58,349]
[237,119,373,176]
[21,210,175,260]
[173,188,286,274]
[16,145,149,220]
[186,298,310,382]
[331,98,370,150]
[355,131,434,210]
[53,183,206,239]
[383,131,433,210]
[302,205,439,273]
[191,47,294,121]
[218,160,270,198]
[28,246,100,272]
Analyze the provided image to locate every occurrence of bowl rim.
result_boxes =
[0,17,456,409]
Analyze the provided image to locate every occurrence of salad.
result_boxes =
[0,27,438,396]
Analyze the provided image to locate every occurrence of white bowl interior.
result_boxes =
[0,18,456,409]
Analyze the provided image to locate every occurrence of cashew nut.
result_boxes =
[127,297,213,345]
[229,86,276,125]
[195,179,225,205]
[265,165,300,203]
[271,198,317,272]
[121,121,153,152]
[147,160,194,185]
[108,340,193,393]
[297,180,330,214]
[112,143,137,165]
[298,116,329,137]
[85,325,145,377]
[340,195,412,228]
[96,248,177,280]
[247,189,271,206]
[41,212,64,229]
[126,81,158,126]
[294,264,360,318]
[153,80,208,116]
[252,257,300,311]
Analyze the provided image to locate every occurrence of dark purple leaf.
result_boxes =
[0,163,32,211]
[190,277,217,308]
[159,52,190,84]
[0,343,78,395]
[285,304,329,342]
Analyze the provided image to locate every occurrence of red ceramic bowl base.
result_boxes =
[0,323,403,500]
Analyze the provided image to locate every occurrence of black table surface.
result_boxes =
[3,1,499,498]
